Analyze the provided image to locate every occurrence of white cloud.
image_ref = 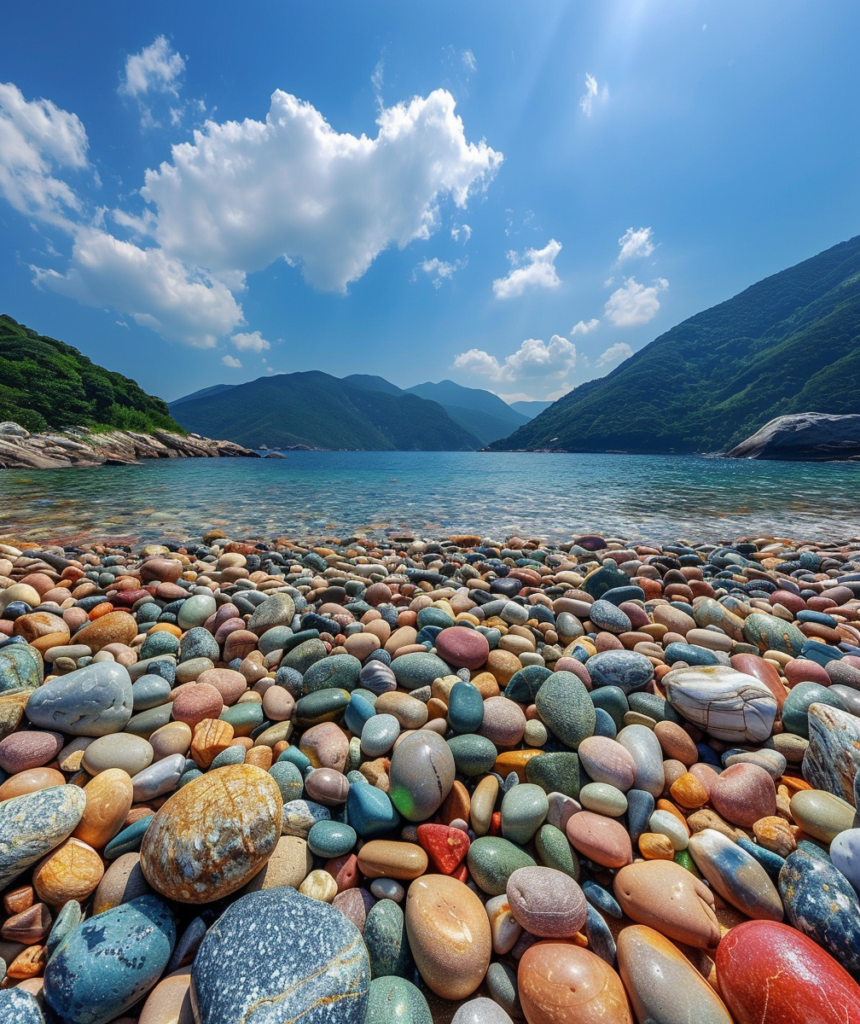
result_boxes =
[596,341,634,367]
[451,223,471,243]
[141,88,501,293]
[493,239,562,299]
[579,74,608,117]
[617,226,654,262]
[462,50,477,73]
[604,277,668,327]
[414,257,464,288]
[121,37,185,99]
[371,60,384,106]
[0,82,88,227]
[453,334,577,383]
[231,330,271,352]
[222,354,242,368]
[571,318,599,336]
[34,226,243,348]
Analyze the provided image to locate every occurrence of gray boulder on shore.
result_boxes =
[726,412,860,461]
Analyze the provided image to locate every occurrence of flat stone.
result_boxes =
[617,924,734,1024]
[25,661,133,736]
[0,785,86,890]
[192,888,368,1024]
[140,764,282,903]
[663,666,778,743]
[43,895,175,1024]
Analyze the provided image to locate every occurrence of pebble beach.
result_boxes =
[1,528,860,1023]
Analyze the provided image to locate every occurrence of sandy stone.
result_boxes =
[32,837,104,905]
[73,768,134,849]
[614,859,721,949]
[518,942,633,1024]
[138,967,194,1024]
[0,767,65,801]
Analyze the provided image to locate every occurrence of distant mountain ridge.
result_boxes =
[489,234,860,453]
[169,371,482,450]
[170,373,535,448]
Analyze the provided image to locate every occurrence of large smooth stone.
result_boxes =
[43,894,175,1024]
[687,828,783,921]
[742,612,806,657]
[405,874,491,1001]
[192,888,368,1024]
[0,642,43,692]
[566,811,632,869]
[247,593,296,636]
[81,733,154,776]
[0,784,86,889]
[389,730,455,822]
[803,703,860,804]
[831,828,860,891]
[25,661,133,736]
[790,789,859,843]
[535,671,596,750]
[614,859,721,949]
[435,627,490,670]
[140,764,282,902]
[577,736,637,791]
[586,650,654,693]
[500,783,548,845]
[451,997,514,1024]
[709,763,776,827]
[778,847,860,973]
[467,837,536,896]
[518,941,633,1024]
[615,725,665,798]
[663,666,777,743]
[364,977,432,1024]
[506,866,587,938]
[716,920,860,1023]
[617,924,734,1024]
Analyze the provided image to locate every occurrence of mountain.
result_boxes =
[341,374,404,396]
[0,315,182,435]
[169,383,236,407]
[509,401,552,420]
[489,234,860,453]
[169,370,481,450]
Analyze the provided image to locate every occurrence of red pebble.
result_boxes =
[489,811,503,837]
[325,854,359,893]
[416,824,470,874]
[716,920,860,1024]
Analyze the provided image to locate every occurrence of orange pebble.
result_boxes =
[245,746,273,770]
[88,602,115,621]
[638,832,676,860]
[670,772,709,810]
[148,622,183,638]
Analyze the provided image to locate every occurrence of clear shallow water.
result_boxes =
[1,451,859,547]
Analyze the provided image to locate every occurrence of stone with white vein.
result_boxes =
[662,666,777,744]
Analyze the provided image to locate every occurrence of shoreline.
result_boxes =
[1,529,860,1020]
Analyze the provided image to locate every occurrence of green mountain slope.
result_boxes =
[489,234,860,453]
[0,315,182,434]
[170,371,481,450]
[404,379,528,446]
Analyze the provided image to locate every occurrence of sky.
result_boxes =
[2,1,859,405]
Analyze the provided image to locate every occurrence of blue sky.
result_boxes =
[2,1,859,403]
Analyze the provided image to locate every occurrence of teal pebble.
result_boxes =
[278,746,312,772]
[268,760,304,802]
[501,783,549,844]
[104,815,154,860]
[363,899,413,979]
[210,746,246,769]
[363,977,432,1024]
[308,820,358,858]
[447,734,498,776]
[303,654,362,694]
[347,784,401,838]
[782,682,845,738]
[448,681,484,734]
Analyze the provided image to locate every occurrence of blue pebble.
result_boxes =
[104,815,154,860]
[593,707,617,738]
[584,903,617,966]
[582,880,622,918]
[348,783,401,837]
[737,836,785,880]
[626,789,655,845]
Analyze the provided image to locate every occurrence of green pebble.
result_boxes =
[210,746,246,769]
[580,782,628,817]
[219,702,265,735]
[363,899,413,979]
[446,734,498,776]
[307,819,357,858]
[281,638,329,675]
[467,836,536,896]
[535,671,595,749]
[294,688,351,727]
[501,783,549,845]
[268,760,304,802]
[448,681,484,734]
[525,751,581,800]
[363,978,432,1024]
[536,823,580,880]
[303,654,362,694]
[278,747,312,772]
[674,849,702,877]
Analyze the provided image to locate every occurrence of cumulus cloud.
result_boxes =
[462,50,477,73]
[493,239,562,299]
[121,36,185,99]
[222,354,242,368]
[231,330,271,352]
[141,88,501,293]
[453,334,577,383]
[0,82,88,227]
[596,341,634,367]
[34,226,243,347]
[604,277,668,327]
[579,74,608,117]
[571,318,599,336]
[414,257,465,288]
[617,226,654,262]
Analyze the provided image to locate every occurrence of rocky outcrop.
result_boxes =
[0,422,259,469]
[725,412,860,461]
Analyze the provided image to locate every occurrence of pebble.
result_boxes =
[518,942,633,1024]
[388,730,455,821]
[364,977,432,1024]
[830,827,860,891]
[25,661,133,736]
[688,827,784,921]
[505,866,586,937]
[614,859,721,948]
[192,888,368,1023]
[789,788,859,843]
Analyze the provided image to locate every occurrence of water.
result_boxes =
[1,451,858,547]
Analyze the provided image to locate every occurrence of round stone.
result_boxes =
[535,671,595,750]
[405,874,491,1001]
[364,978,432,1024]
[709,763,776,828]
[790,789,859,843]
[140,764,282,903]
[467,837,536,896]
[191,888,368,1024]
[831,828,860,891]
[506,866,587,937]
[565,811,632,869]
[82,734,154,776]
[308,820,357,859]
[587,650,653,692]
[500,783,549,845]
[518,942,633,1024]
[73,768,134,849]
[614,859,721,949]
[33,836,104,904]
[389,730,455,821]
[435,627,490,670]
[577,736,637,791]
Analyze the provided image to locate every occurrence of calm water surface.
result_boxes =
[1,452,859,546]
